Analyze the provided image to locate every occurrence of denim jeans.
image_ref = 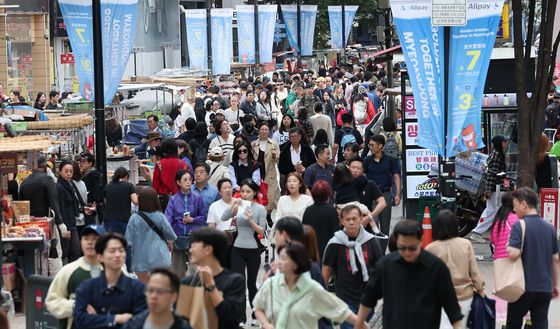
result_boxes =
[340,301,373,329]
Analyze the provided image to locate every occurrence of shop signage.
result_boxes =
[405,149,438,172]
[540,188,559,233]
[327,6,359,49]
[210,8,233,75]
[431,0,467,26]
[26,276,58,329]
[54,17,68,37]
[404,122,419,146]
[406,175,439,199]
[0,153,18,174]
[60,53,75,64]
[403,95,416,119]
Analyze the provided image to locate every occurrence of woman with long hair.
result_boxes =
[152,139,188,210]
[209,119,235,166]
[229,140,261,192]
[256,90,273,122]
[221,178,267,326]
[273,114,296,149]
[275,172,314,221]
[468,135,508,242]
[207,178,237,268]
[253,242,361,329]
[490,192,519,261]
[251,121,281,213]
[103,167,139,233]
[535,133,553,189]
[426,209,485,329]
[33,92,47,110]
[175,138,193,173]
[332,83,347,129]
[125,187,176,283]
[321,89,337,136]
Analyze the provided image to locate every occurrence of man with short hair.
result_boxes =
[304,144,335,191]
[46,91,61,109]
[363,134,400,252]
[186,227,246,329]
[73,233,147,328]
[313,77,331,99]
[302,83,320,118]
[192,162,220,215]
[323,205,383,329]
[309,103,334,145]
[46,225,107,329]
[341,143,360,164]
[506,187,559,328]
[285,82,304,116]
[333,113,364,162]
[211,85,229,110]
[271,78,288,115]
[124,269,191,329]
[356,220,463,329]
[240,90,257,117]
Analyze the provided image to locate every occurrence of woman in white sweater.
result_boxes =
[275,172,314,222]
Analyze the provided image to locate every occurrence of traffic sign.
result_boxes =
[431,0,466,26]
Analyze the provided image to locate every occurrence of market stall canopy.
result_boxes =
[0,136,52,153]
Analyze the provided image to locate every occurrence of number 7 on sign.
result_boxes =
[76,27,87,43]
[466,50,480,71]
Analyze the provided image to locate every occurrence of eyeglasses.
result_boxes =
[237,149,248,154]
[396,244,420,252]
[145,288,174,296]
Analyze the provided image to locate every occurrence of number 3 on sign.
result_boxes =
[466,50,480,70]
[459,93,473,110]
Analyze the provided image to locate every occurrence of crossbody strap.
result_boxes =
[137,211,167,243]
[520,219,526,253]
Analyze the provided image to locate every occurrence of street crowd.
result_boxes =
[4,63,559,329]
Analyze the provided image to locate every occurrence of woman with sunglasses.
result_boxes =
[229,140,261,192]
[221,178,267,327]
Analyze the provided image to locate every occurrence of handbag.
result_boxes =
[257,179,269,206]
[467,294,496,329]
[493,220,526,302]
[176,274,218,329]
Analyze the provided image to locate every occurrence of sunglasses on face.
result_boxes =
[396,244,419,252]
[237,149,248,154]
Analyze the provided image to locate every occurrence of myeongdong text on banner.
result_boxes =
[447,0,504,156]
[58,0,138,105]
[185,9,208,71]
[300,5,317,56]
[236,5,255,64]
[211,9,233,75]
[281,5,299,52]
[391,0,446,156]
[328,6,358,49]
[258,5,277,64]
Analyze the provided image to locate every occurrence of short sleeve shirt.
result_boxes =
[334,128,364,161]
[103,181,136,221]
[363,154,399,191]
[508,215,559,293]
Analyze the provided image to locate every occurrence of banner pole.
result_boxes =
[296,0,302,66]
[254,1,260,65]
[207,4,212,75]
[92,0,107,186]
[341,4,346,63]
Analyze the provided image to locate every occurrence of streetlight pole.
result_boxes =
[92,0,107,185]
[384,10,395,120]
[207,0,212,75]
[296,0,301,67]
[254,0,260,65]
[341,3,346,64]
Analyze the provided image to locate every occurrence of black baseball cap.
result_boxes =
[82,224,107,237]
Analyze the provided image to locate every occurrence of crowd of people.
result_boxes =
[4,64,558,329]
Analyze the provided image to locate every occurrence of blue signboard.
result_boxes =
[185,9,208,71]
[236,5,255,64]
[211,8,233,75]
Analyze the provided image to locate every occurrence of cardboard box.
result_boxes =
[2,263,16,291]
[12,201,30,223]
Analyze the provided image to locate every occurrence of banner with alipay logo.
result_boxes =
[328,6,358,49]
[391,1,446,156]
[58,0,138,105]
[211,8,233,75]
[447,0,504,156]
[236,5,256,64]
[258,5,277,63]
[185,9,208,71]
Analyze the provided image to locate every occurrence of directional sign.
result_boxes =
[432,0,467,26]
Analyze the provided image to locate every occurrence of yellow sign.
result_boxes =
[497,3,510,40]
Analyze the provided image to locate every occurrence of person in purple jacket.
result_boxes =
[165,169,206,277]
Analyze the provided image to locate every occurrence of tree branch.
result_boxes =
[524,0,536,68]
[512,0,527,98]
[549,30,560,87]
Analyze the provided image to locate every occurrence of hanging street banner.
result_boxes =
[58,0,138,105]
[236,5,255,64]
[391,0,446,156]
[328,6,359,49]
[258,5,277,64]
[185,9,208,71]
[447,0,504,156]
[300,5,317,56]
[211,8,233,75]
[281,5,299,53]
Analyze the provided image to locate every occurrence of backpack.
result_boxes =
[191,140,208,164]
[383,132,399,159]
[339,127,357,149]
[545,103,560,129]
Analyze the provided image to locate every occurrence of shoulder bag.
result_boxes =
[137,211,172,251]
[493,219,525,302]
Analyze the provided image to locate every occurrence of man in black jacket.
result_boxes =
[278,127,316,176]
[20,156,68,238]
[79,153,104,223]
[124,269,191,329]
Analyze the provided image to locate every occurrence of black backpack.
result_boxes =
[545,103,560,129]
[191,140,208,164]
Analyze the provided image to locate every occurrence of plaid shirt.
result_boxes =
[484,150,505,193]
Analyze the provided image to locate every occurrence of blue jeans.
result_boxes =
[341,301,373,329]
[103,220,131,270]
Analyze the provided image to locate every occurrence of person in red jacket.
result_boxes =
[152,139,188,210]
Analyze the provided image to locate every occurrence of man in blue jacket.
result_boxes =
[73,233,146,328]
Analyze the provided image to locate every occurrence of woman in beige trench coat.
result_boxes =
[252,121,281,213]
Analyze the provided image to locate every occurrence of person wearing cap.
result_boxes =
[132,131,163,160]
[46,224,108,329]
[468,135,509,243]
[313,76,331,100]
[206,146,231,187]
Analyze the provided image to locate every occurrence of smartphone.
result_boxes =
[183,212,191,219]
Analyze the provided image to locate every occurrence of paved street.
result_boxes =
[9,203,560,328]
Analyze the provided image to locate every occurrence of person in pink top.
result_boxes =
[490,192,520,260]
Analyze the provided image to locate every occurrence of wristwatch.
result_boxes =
[204,285,216,292]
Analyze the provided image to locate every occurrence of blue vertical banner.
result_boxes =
[447,0,504,156]
[300,5,317,56]
[185,9,208,71]
[280,5,299,52]
[58,0,138,105]
[328,6,359,49]
[258,5,277,64]
[391,0,446,156]
[211,8,233,75]
[236,5,255,64]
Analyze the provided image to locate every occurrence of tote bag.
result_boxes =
[493,220,525,302]
[176,274,218,329]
